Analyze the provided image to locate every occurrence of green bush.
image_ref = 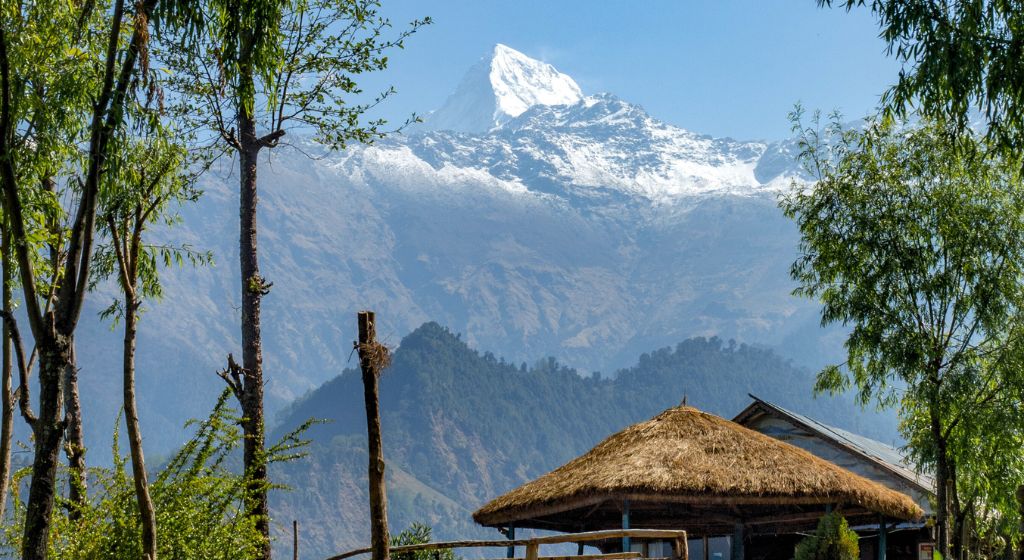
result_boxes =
[794,512,859,560]
[2,390,311,559]
[391,523,456,560]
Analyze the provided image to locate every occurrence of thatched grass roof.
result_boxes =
[473,406,923,532]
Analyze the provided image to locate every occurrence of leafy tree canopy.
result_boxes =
[822,0,1024,152]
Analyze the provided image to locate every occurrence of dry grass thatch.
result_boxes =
[473,406,923,527]
[356,340,391,376]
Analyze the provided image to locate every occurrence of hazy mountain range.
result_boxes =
[62,44,855,471]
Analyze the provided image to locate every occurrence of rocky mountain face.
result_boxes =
[70,45,844,462]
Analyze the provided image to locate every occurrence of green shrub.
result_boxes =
[392,523,457,560]
[794,512,859,560]
[2,390,311,559]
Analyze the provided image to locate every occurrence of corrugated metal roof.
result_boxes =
[740,395,936,494]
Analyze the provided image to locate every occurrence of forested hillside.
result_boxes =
[271,322,898,558]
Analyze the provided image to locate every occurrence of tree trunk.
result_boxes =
[21,336,71,560]
[0,217,13,521]
[123,293,157,560]
[63,340,86,519]
[958,508,970,560]
[238,110,270,560]
[358,311,390,560]
[949,465,963,560]
[932,409,951,558]
[1015,485,1024,560]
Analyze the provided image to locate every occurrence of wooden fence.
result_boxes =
[326,529,689,560]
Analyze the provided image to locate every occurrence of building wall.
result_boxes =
[743,415,933,515]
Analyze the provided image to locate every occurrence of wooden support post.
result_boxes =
[702,536,709,560]
[673,537,688,560]
[526,542,539,560]
[358,311,390,560]
[731,523,744,560]
[507,527,516,559]
[293,520,299,560]
[577,542,585,556]
[622,500,631,553]
[877,517,887,560]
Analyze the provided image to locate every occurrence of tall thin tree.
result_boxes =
[93,125,207,559]
[0,213,12,522]
[0,1,200,557]
[163,2,427,555]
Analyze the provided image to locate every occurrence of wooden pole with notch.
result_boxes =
[358,311,390,560]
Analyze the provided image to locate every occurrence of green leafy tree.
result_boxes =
[818,1,1024,153]
[782,111,1024,558]
[89,118,212,559]
[902,346,1024,557]
[794,512,859,560]
[0,0,99,524]
[160,2,428,556]
[0,1,202,556]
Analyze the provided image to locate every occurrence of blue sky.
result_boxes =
[359,1,901,141]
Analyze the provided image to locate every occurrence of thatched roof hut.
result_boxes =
[473,406,923,539]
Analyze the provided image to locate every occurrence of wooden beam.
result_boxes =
[744,511,834,526]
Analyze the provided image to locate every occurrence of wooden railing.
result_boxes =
[326,529,689,560]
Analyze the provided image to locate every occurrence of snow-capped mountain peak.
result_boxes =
[424,44,584,133]
[489,44,583,118]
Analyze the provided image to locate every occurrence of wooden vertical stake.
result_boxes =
[526,542,539,560]
[293,520,299,560]
[673,537,688,560]
[359,311,390,560]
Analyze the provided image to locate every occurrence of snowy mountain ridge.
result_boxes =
[403,45,799,203]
